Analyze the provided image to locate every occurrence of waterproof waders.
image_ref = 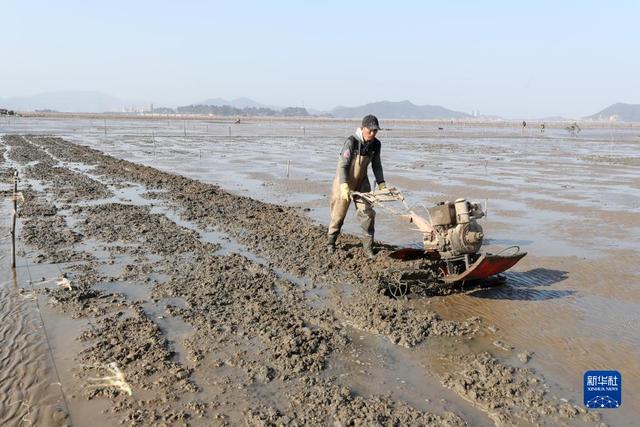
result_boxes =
[328,146,376,257]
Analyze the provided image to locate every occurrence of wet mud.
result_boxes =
[441,352,598,426]
[0,133,612,425]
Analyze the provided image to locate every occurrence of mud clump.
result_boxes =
[441,352,598,426]
[81,203,218,256]
[78,303,206,425]
[19,189,89,263]
[46,286,127,319]
[0,145,14,184]
[247,379,466,426]
[21,209,89,263]
[42,265,128,319]
[25,161,112,202]
[340,290,480,347]
[78,304,197,401]
[19,189,58,217]
[2,135,56,165]
[3,135,111,202]
[26,135,101,165]
[22,214,80,248]
[157,252,347,379]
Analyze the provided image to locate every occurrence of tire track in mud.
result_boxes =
[1,134,602,426]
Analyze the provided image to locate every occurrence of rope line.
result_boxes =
[18,241,74,426]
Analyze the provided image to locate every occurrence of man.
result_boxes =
[327,114,386,258]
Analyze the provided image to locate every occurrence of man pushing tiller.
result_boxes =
[327,114,386,259]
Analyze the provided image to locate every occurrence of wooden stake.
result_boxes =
[11,171,18,268]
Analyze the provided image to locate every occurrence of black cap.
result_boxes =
[361,114,381,130]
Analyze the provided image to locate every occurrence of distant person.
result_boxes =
[567,122,581,136]
[522,120,527,128]
[327,115,386,258]
[541,123,545,133]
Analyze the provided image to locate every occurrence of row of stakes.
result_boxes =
[101,119,308,137]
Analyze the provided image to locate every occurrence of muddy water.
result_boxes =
[1,118,638,425]
[1,135,478,425]
[84,121,637,423]
[0,204,71,424]
[54,120,639,379]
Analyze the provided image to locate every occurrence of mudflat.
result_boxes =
[0,117,637,426]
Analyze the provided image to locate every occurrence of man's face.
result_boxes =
[362,127,378,142]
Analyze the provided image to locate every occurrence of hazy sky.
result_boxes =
[2,0,638,117]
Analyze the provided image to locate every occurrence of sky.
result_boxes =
[1,0,638,118]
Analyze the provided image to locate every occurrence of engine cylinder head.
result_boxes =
[455,198,470,224]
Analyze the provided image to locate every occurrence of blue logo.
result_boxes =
[584,370,621,409]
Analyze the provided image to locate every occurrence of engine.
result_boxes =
[423,198,485,258]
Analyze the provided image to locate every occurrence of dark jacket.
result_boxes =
[337,135,385,186]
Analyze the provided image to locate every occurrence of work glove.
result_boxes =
[377,182,387,191]
[340,183,351,201]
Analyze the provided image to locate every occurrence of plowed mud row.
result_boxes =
[0,135,599,426]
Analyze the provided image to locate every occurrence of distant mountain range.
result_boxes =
[585,103,640,122]
[192,99,472,119]
[0,91,473,118]
[3,91,639,121]
[174,104,309,117]
[330,100,471,119]
[196,97,283,110]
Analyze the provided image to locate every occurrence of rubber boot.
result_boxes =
[327,234,337,254]
[362,236,375,259]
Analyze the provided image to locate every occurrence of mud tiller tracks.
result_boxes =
[351,188,526,298]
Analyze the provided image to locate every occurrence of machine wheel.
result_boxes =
[378,269,410,299]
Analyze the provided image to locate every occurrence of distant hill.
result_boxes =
[195,97,282,111]
[176,104,309,117]
[0,91,144,113]
[585,103,640,122]
[331,100,471,119]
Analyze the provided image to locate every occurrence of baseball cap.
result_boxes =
[361,114,381,130]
